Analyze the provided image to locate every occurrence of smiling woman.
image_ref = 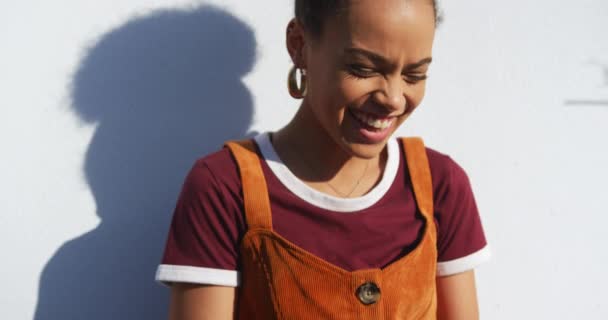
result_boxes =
[156,0,490,319]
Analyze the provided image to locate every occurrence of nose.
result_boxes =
[372,76,407,114]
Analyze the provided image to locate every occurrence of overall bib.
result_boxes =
[225,137,437,320]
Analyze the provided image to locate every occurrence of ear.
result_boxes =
[285,18,307,68]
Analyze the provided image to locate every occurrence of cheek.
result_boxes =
[337,77,379,107]
[308,64,343,104]
[405,84,427,113]
[312,74,370,117]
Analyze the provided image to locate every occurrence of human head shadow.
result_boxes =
[35,6,256,319]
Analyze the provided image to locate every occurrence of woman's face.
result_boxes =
[296,0,436,159]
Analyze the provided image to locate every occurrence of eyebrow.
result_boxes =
[344,47,432,69]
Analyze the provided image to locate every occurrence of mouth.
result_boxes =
[349,109,395,131]
[347,108,396,144]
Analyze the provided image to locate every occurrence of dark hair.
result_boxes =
[295,0,442,37]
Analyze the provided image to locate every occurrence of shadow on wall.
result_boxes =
[35,6,256,320]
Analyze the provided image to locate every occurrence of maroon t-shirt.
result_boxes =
[157,134,490,287]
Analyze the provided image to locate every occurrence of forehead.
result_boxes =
[320,0,435,61]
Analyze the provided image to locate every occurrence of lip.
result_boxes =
[350,108,395,121]
[347,108,394,144]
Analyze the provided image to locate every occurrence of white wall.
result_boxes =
[1,0,606,319]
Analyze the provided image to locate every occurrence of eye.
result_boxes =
[403,73,427,84]
[347,64,376,78]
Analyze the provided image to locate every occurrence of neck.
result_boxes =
[271,102,387,197]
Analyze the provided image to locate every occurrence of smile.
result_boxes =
[349,109,394,130]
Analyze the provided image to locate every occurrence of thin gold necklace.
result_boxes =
[270,133,371,198]
[326,160,369,197]
[298,150,370,198]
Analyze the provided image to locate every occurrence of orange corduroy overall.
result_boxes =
[225,137,437,320]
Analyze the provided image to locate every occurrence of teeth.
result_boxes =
[352,110,392,130]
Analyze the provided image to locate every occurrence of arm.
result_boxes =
[169,283,236,320]
[436,270,479,320]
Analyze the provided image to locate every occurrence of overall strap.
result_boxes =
[402,137,434,222]
[225,139,273,230]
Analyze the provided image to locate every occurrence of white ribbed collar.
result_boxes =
[254,132,399,213]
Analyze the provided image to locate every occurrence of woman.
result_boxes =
[157,0,490,319]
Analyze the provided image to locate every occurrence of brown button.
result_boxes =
[356,282,381,305]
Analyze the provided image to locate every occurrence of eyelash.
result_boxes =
[346,64,375,78]
[405,74,428,84]
[346,64,427,84]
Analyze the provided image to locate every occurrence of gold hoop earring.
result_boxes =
[288,65,307,99]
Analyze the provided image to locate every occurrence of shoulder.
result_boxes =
[424,146,472,194]
[420,145,490,272]
[158,146,247,280]
[186,147,241,195]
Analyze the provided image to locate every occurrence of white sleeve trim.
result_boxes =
[155,264,240,287]
[436,245,492,277]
